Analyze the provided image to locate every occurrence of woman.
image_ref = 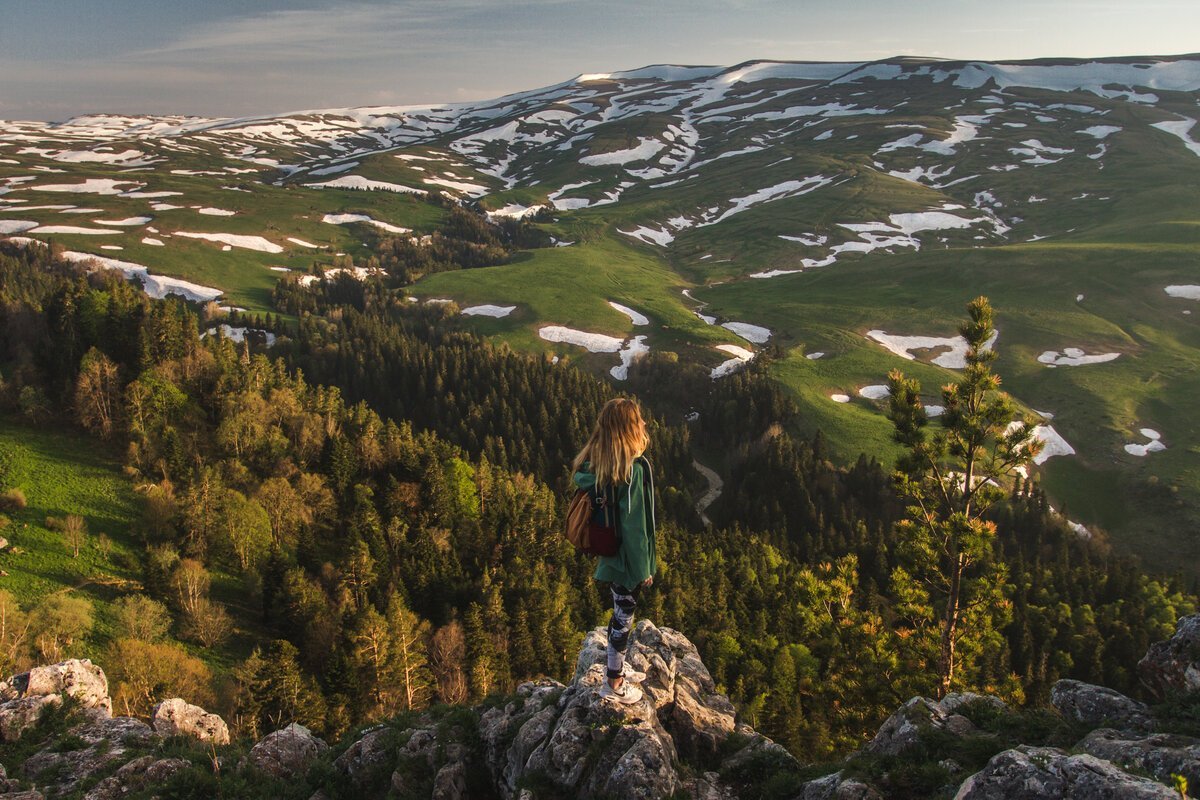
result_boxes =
[572,397,657,705]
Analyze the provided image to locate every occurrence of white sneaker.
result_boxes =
[621,662,647,683]
[600,679,643,705]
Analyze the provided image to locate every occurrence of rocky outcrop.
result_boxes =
[0,659,111,742]
[0,619,1196,800]
[1139,612,1200,700]
[246,722,329,778]
[475,620,749,799]
[151,697,230,744]
[864,692,1006,757]
[953,745,1178,799]
[1078,728,1200,787]
[1050,678,1153,730]
[83,756,189,800]
[21,717,157,797]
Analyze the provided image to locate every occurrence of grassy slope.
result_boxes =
[3,161,446,313]
[0,417,265,670]
[0,416,142,655]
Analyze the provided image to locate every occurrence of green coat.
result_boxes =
[573,456,657,588]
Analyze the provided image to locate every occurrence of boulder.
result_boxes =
[953,745,1177,799]
[0,660,111,715]
[865,693,1005,757]
[150,698,230,745]
[431,761,467,800]
[0,659,113,741]
[334,726,396,790]
[81,755,189,800]
[1051,679,1153,729]
[0,696,61,743]
[793,772,884,799]
[1078,728,1200,786]
[247,723,329,779]
[1139,613,1200,700]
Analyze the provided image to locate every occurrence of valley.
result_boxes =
[2,54,1199,576]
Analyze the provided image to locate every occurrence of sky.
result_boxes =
[2,0,1198,121]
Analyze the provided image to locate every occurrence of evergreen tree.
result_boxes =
[886,297,1037,697]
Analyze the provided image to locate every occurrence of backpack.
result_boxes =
[565,483,621,557]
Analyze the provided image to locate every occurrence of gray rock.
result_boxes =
[685,771,737,800]
[1078,728,1200,786]
[431,760,467,800]
[793,772,884,800]
[1051,679,1152,729]
[334,726,394,789]
[0,792,45,800]
[953,745,1177,799]
[0,696,61,742]
[247,722,329,779]
[21,716,156,796]
[151,697,230,744]
[0,660,111,715]
[1139,613,1200,701]
[82,755,189,800]
[865,692,1007,757]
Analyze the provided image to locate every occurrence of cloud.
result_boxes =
[134,1,565,63]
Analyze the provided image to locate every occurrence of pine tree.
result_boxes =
[886,297,1038,697]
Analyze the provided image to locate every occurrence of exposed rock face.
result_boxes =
[794,771,884,799]
[473,620,749,799]
[247,723,329,779]
[1051,678,1153,729]
[0,659,112,742]
[865,692,1006,757]
[1078,728,1200,786]
[1139,613,1200,700]
[151,697,230,744]
[332,725,394,789]
[953,746,1178,799]
[21,717,156,796]
[82,756,189,800]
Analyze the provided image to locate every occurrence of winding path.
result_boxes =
[692,459,723,527]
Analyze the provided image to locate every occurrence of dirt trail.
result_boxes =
[692,459,723,527]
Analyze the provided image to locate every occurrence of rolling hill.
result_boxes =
[3,53,1199,575]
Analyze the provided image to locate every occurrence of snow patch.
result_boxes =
[461,304,516,318]
[322,213,411,235]
[1165,285,1200,300]
[1037,348,1120,366]
[609,302,649,326]
[721,322,771,344]
[867,329,998,369]
[174,232,283,253]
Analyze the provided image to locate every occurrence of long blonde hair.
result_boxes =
[573,398,649,488]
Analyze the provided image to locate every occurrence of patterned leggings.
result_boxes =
[606,583,640,680]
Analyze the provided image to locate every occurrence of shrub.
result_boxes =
[0,488,25,512]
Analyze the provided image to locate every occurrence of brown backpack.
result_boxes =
[565,484,621,557]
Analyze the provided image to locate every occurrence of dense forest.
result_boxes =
[0,224,1195,761]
